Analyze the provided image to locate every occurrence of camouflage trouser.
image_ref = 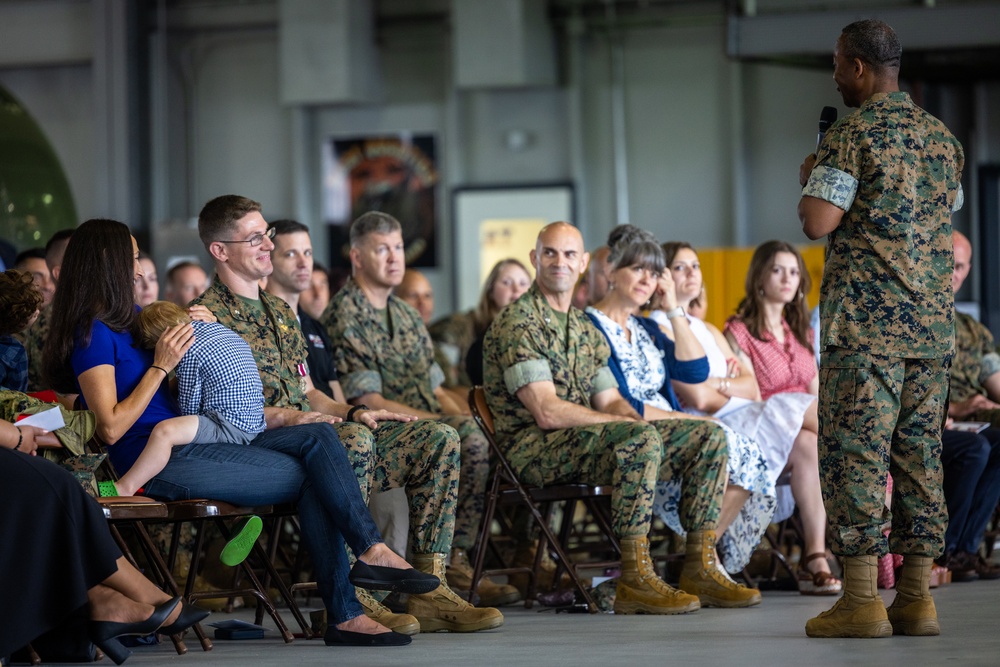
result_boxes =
[335,420,461,554]
[819,348,948,557]
[503,419,726,538]
[438,415,490,551]
[649,418,728,532]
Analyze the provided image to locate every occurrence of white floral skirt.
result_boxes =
[653,421,776,573]
[718,392,815,524]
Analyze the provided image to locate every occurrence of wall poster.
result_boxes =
[323,133,439,267]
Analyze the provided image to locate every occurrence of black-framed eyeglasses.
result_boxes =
[216,226,276,247]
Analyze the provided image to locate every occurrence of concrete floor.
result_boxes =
[120,579,1000,667]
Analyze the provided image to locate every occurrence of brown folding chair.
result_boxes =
[89,439,311,644]
[467,386,620,613]
[96,494,209,653]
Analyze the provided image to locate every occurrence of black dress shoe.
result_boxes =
[89,597,182,665]
[972,554,1000,580]
[349,560,440,594]
[158,600,211,636]
[948,551,980,582]
[324,627,411,647]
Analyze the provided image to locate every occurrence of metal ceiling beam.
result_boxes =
[728,4,1000,58]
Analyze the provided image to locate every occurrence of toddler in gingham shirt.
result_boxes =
[106,301,265,498]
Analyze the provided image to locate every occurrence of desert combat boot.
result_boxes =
[614,536,701,614]
[886,555,940,636]
[806,555,892,638]
[446,547,521,607]
[678,530,762,607]
[408,553,505,632]
[356,587,421,636]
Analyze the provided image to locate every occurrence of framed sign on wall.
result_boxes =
[451,183,575,312]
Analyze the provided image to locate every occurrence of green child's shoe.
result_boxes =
[97,481,120,498]
[220,516,263,567]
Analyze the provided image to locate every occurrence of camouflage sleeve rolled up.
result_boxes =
[500,328,554,396]
[591,366,618,396]
[803,165,858,212]
[981,353,1000,385]
[331,315,385,401]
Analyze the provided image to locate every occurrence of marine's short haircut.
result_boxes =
[841,19,901,73]
[269,219,310,238]
[348,211,401,248]
[198,195,262,248]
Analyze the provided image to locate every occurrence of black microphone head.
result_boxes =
[819,106,838,132]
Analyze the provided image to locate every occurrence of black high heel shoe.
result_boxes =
[89,597,182,665]
[158,600,211,636]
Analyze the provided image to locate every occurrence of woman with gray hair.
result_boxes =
[586,225,775,577]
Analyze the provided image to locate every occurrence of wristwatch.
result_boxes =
[663,306,686,320]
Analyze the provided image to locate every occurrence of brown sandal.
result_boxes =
[797,553,842,596]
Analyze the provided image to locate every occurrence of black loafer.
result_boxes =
[324,627,411,647]
[348,561,439,594]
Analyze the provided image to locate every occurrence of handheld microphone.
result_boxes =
[817,106,838,149]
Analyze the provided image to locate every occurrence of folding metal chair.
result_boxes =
[467,386,620,613]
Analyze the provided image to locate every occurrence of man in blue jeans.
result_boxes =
[144,421,426,646]
[191,194,503,634]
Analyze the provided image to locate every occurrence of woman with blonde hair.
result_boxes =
[458,258,532,386]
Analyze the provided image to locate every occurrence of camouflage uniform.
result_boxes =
[950,310,1000,426]
[22,305,50,392]
[194,277,461,554]
[325,279,489,551]
[429,310,477,387]
[804,91,964,557]
[483,284,727,538]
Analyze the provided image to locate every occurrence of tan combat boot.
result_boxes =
[678,530,762,608]
[886,555,940,636]
[446,547,521,607]
[614,536,701,615]
[408,553,505,632]
[356,587,420,636]
[805,555,892,638]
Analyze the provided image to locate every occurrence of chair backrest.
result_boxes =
[469,386,496,438]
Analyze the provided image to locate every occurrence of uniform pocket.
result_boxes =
[820,347,875,435]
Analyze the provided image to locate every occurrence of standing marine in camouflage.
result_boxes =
[193,195,503,634]
[324,211,516,607]
[484,221,761,615]
[798,19,964,638]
